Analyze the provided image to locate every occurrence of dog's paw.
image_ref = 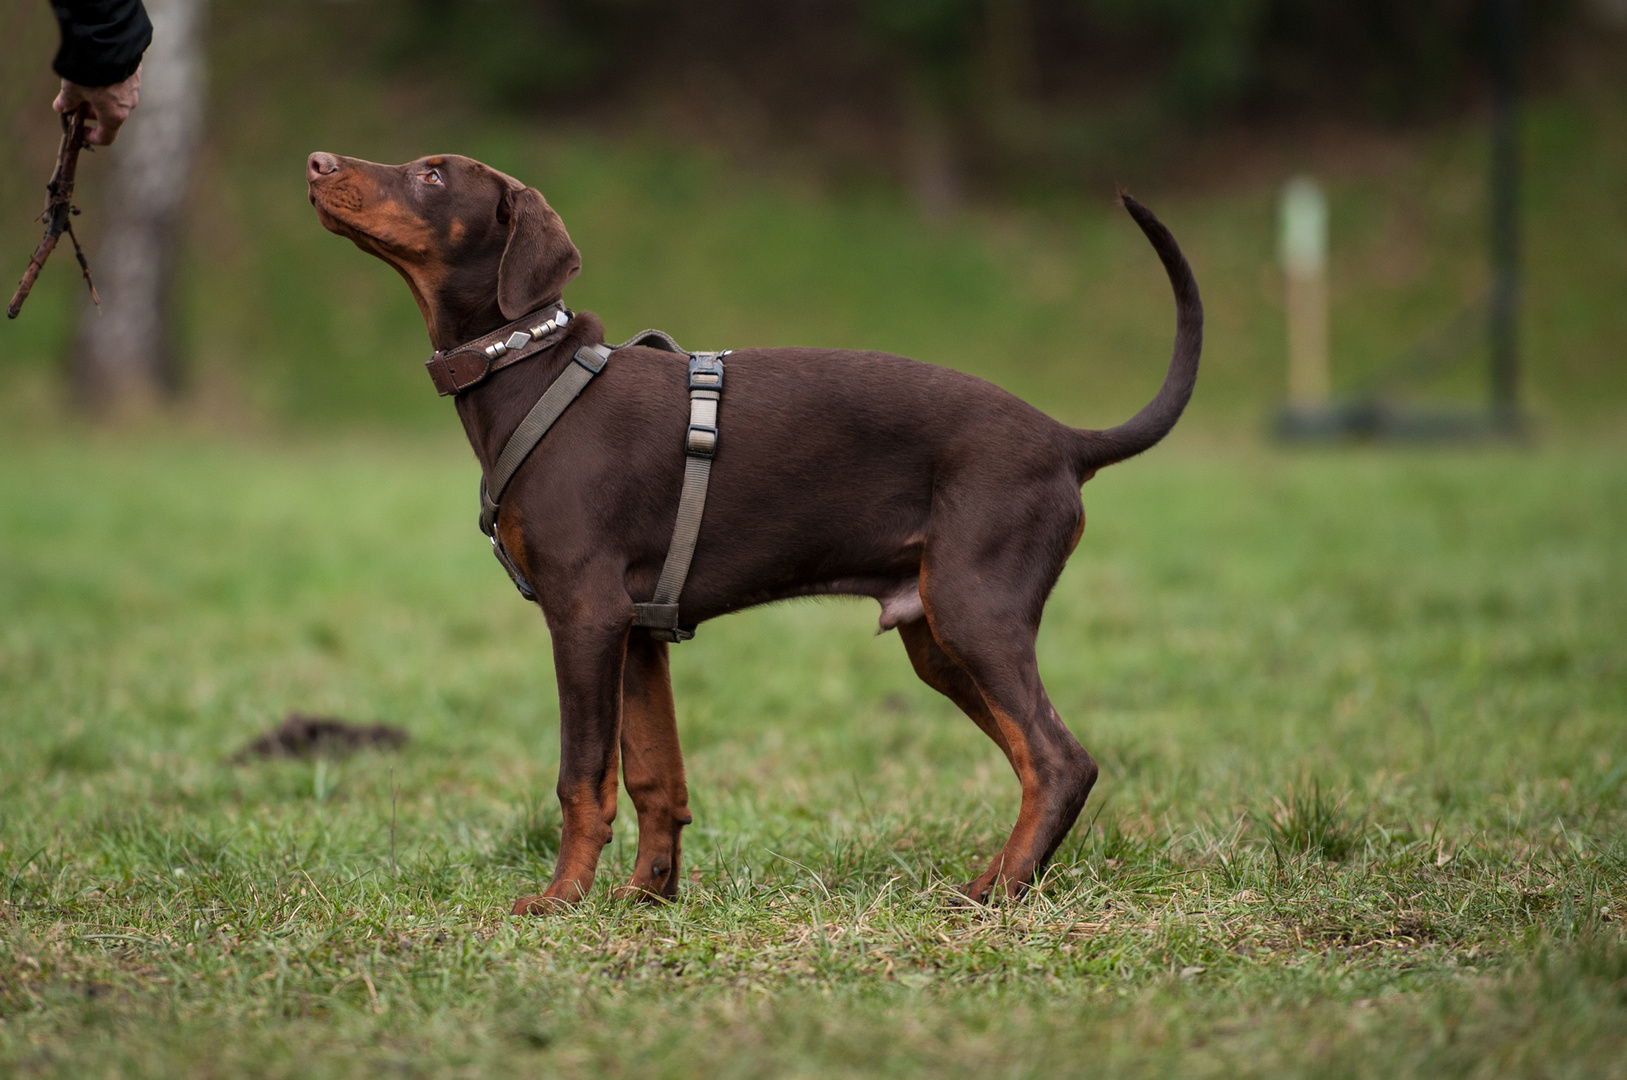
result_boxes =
[511,893,572,916]
[957,870,1032,907]
[611,882,676,904]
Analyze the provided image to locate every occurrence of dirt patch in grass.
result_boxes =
[232,714,409,762]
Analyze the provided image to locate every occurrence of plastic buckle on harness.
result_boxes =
[685,352,724,458]
[686,421,717,457]
[574,342,610,374]
[631,601,694,642]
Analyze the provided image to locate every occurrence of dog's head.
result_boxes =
[307,151,580,349]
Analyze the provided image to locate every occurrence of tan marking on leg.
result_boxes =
[916,566,1092,904]
[516,622,627,914]
[513,768,619,913]
[898,620,1013,765]
[614,633,691,901]
[495,506,533,582]
[1065,508,1086,557]
[959,702,1049,902]
[962,698,1096,904]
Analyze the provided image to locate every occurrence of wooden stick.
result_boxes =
[8,104,97,319]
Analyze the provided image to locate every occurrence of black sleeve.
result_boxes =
[51,0,153,87]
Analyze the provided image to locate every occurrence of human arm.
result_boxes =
[50,0,153,146]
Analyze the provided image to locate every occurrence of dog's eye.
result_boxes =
[421,168,443,185]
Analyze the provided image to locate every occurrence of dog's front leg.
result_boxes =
[613,629,692,901]
[512,611,628,914]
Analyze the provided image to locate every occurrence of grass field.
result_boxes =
[1,427,1623,1078]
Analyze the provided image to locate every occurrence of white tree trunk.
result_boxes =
[71,0,205,415]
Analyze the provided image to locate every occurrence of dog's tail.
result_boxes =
[1071,193,1203,478]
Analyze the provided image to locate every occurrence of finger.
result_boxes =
[85,117,120,146]
[99,100,135,141]
[53,79,81,114]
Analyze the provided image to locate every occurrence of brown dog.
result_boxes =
[307,150,1201,911]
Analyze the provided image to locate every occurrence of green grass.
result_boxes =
[1,429,1623,1077]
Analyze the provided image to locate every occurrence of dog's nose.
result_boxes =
[307,152,340,181]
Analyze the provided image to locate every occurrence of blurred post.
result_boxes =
[906,86,960,221]
[1279,177,1329,409]
[1488,0,1521,430]
[71,0,205,416]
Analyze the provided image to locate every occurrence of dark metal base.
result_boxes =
[1275,400,1526,443]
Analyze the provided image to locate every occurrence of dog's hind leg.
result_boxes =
[901,612,1094,901]
[916,525,1098,903]
[898,619,1014,767]
[513,608,628,913]
[613,629,692,901]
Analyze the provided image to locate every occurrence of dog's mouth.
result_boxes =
[308,180,429,267]
[310,194,359,244]
[308,179,364,233]
[307,151,380,244]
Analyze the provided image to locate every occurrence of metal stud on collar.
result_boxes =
[530,310,569,338]
[484,310,571,361]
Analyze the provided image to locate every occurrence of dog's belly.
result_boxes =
[713,574,925,633]
[691,556,928,631]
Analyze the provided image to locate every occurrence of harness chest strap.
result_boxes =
[479,342,610,537]
[468,329,726,643]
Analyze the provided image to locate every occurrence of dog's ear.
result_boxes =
[497,185,581,319]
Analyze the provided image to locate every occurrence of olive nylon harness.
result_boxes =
[425,304,726,643]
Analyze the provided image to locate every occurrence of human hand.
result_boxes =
[53,67,142,146]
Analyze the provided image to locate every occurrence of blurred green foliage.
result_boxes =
[365,0,1585,195]
[0,1,1622,433]
[385,1,1580,124]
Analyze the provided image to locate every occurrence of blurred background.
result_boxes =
[2,0,1623,437]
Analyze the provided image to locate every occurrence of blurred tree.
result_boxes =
[985,0,1037,102]
[72,0,205,415]
[860,0,983,214]
[383,0,632,106]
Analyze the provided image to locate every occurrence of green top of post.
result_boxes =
[1279,177,1327,277]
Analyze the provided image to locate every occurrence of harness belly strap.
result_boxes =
[631,351,725,643]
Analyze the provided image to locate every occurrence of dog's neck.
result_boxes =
[449,310,607,475]
[432,303,507,352]
[432,293,558,357]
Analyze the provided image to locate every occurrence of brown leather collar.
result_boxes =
[425,301,571,396]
